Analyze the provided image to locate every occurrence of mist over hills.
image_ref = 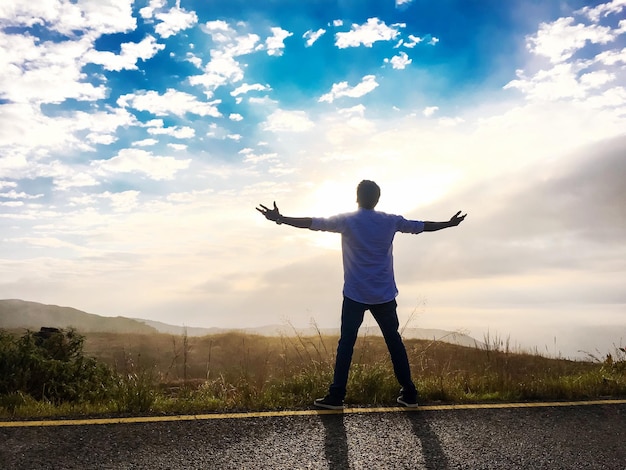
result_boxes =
[134,318,483,347]
[0,299,481,348]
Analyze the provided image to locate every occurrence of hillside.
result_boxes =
[0,299,157,334]
[0,299,481,348]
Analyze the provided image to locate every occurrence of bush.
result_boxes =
[0,328,115,404]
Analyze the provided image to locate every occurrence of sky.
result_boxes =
[1,0,625,359]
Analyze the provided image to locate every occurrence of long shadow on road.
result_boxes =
[319,412,350,469]
[407,411,449,469]
[318,409,448,469]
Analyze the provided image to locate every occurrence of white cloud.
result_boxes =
[528,17,616,64]
[203,20,234,41]
[423,106,439,117]
[504,10,626,108]
[132,138,159,147]
[268,164,296,176]
[139,0,166,19]
[595,47,626,65]
[117,89,221,117]
[303,28,326,47]
[262,110,315,132]
[0,104,135,180]
[190,23,261,95]
[319,75,379,103]
[335,18,401,48]
[101,190,140,212]
[0,0,136,36]
[167,143,187,151]
[154,5,198,38]
[52,169,101,191]
[505,64,587,100]
[323,113,376,146]
[333,20,344,27]
[438,116,465,127]
[338,104,366,116]
[576,86,626,110]
[242,152,279,164]
[576,0,626,23]
[0,190,43,200]
[385,51,412,69]
[0,182,17,190]
[190,51,244,92]
[93,149,190,180]
[202,20,260,57]
[3,236,80,249]
[185,52,203,68]
[249,96,278,106]
[227,33,262,57]
[396,0,414,6]
[229,113,244,121]
[86,133,117,145]
[166,188,213,203]
[0,0,143,107]
[579,70,616,89]
[403,34,423,48]
[0,32,106,105]
[146,121,195,139]
[231,83,270,96]
[206,123,229,139]
[266,27,293,56]
[86,35,164,71]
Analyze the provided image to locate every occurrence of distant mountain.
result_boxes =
[0,299,482,348]
[134,319,483,348]
[131,318,228,337]
[0,299,157,334]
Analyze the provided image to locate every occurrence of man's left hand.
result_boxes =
[449,211,467,226]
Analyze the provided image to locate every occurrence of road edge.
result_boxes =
[2,399,626,428]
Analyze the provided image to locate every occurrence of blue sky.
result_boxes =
[1,0,625,358]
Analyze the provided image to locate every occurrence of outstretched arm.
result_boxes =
[256,202,312,229]
[423,211,467,232]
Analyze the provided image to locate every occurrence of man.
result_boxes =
[256,180,466,409]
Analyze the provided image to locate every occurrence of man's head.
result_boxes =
[356,180,380,210]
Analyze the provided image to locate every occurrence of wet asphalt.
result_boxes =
[1,403,625,469]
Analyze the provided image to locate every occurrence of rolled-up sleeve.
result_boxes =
[395,217,425,234]
[310,215,347,233]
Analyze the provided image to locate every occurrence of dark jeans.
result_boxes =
[328,296,418,401]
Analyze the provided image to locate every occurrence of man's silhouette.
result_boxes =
[257,180,466,409]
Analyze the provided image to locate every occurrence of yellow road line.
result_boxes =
[1,399,625,428]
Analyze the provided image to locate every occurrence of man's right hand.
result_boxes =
[256,201,281,222]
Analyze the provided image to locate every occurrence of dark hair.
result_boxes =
[356,180,380,209]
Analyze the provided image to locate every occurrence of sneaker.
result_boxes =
[313,395,344,410]
[397,395,419,408]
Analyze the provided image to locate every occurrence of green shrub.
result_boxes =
[0,328,115,404]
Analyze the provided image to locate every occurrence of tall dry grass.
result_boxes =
[85,328,626,408]
[2,327,624,418]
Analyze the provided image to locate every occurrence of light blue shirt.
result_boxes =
[310,208,425,304]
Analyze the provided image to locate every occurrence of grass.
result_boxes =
[1,327,625,419]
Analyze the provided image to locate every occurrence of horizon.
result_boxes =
[1,1,625,360]
[0,297,619,360]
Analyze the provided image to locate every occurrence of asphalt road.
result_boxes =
[1,401,625,469]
